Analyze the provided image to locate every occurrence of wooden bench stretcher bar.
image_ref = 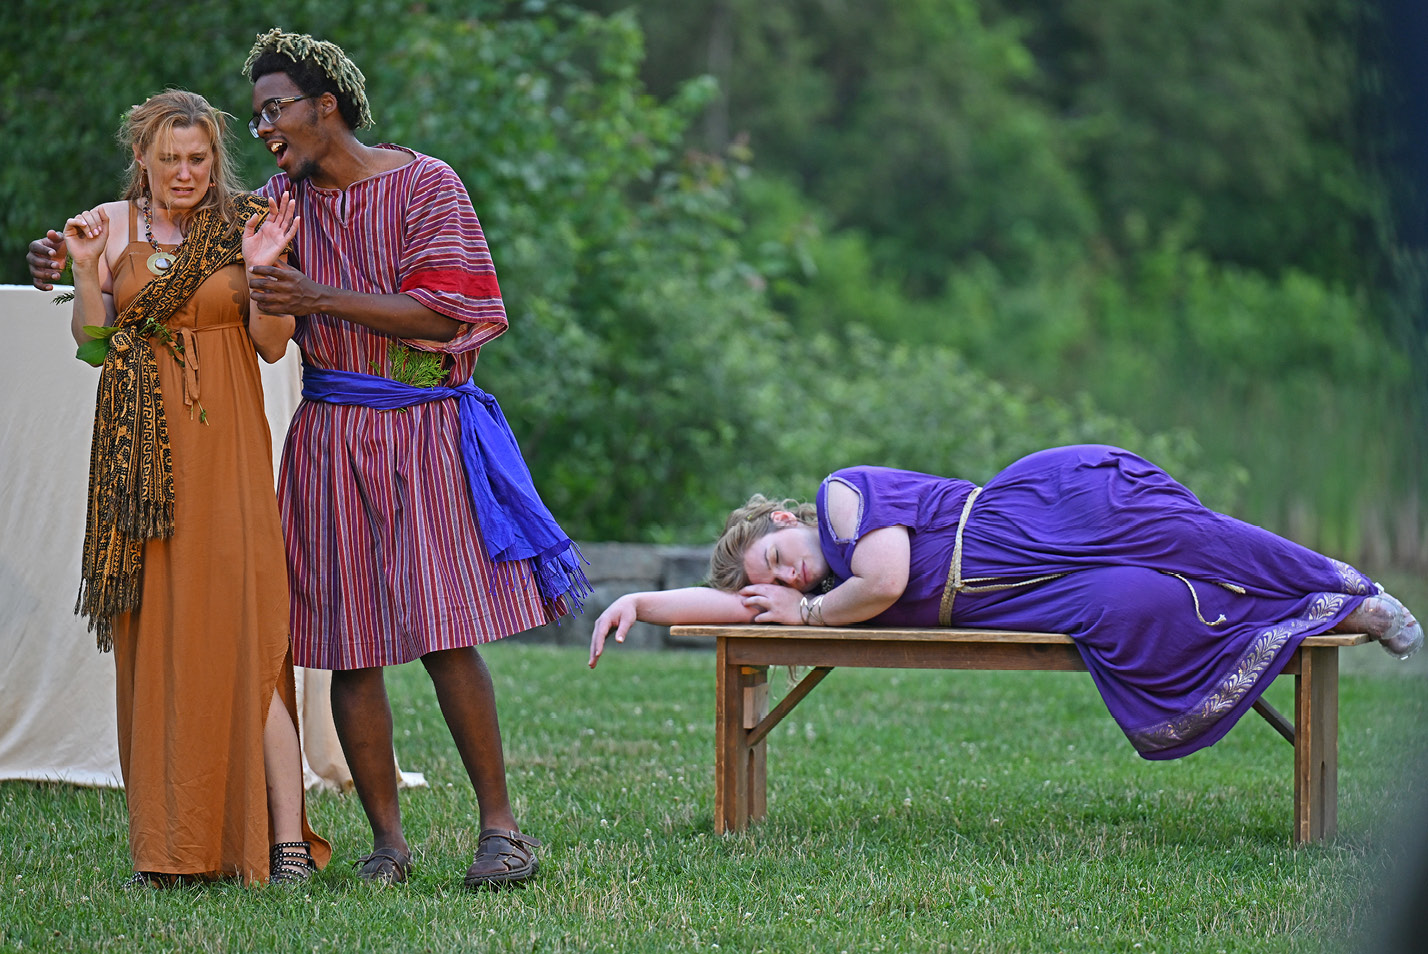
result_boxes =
[667,625,1370,845]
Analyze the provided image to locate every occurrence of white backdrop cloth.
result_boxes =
[0,285,422,791]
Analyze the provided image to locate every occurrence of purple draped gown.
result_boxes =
[815,445,1376,760]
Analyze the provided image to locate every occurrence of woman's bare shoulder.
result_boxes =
[824,477,862,540]
[97,200,132,241]
[91,198,132,219]
[96,199,134,276]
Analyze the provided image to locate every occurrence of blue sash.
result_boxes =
[301,361,589,616]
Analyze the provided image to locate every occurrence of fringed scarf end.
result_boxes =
[75,566,141,653]
[74,581,120,654]
[111,497,176,539]
[535,542,593,620]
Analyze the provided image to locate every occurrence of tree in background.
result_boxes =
[583,0,1382,287]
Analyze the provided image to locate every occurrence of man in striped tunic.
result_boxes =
[238,30,576,889]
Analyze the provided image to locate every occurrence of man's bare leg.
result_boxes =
[421,646,539,888]
[330,666,411,881]
[420,647,517,831]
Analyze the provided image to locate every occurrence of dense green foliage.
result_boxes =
[1,642,1425,952]
[4,1,1423,555]
[580,0,1382,287]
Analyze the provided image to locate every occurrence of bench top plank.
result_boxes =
[669,624,1370,648]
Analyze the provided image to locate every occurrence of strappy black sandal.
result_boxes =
[269,840,317,886]
[122,871,184,890]
[352,847,412,885]
[464,829,541,890]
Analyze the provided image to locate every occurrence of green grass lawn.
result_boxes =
[2,642,1424,953]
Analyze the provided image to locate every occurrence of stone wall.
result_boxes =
[509,542,714,651]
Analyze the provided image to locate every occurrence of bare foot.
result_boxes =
[1341,596,1394,639]
[1347,593,1423,659]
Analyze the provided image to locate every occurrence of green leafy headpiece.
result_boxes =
[243,27,374,130]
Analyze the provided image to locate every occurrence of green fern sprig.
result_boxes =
[384,341,449,388]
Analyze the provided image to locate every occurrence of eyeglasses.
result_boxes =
[248,95,308,138]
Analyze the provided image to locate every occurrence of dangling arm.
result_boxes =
[588,587,756,668]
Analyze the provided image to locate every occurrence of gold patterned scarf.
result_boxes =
[76,194,267,650]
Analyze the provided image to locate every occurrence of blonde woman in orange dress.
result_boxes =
[60,89,329,886]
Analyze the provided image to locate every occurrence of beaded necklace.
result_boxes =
[141,199,183,276]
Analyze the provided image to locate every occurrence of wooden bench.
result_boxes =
[667,625,1371,845]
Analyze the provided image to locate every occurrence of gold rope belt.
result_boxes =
[938,485,1065,626]
[934,486,1247,628]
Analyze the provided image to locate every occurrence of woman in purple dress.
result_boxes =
[588,445,1421,759]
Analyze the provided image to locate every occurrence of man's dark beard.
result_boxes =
[287,158,322,183]
[286,113,325,183]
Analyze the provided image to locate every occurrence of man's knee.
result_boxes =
[422,646,484,674]
[330,666,388,700]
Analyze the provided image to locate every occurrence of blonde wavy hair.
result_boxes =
[708,493,818,592]
[118,89,245,231]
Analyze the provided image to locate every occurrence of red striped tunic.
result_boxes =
[260,146,564,670]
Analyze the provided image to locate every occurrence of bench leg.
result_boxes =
[1294,646,1339,844]
[715,638,768,834]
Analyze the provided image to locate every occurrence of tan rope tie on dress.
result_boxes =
[173,321,245,412]
[938,485,1065,626]
[1164,572,1247,627]
[174,328,199,410]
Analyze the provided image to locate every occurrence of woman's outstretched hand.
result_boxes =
[588,586,761,669]
[243,190,299,271]
[589,594,638,668]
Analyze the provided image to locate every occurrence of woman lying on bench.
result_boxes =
[587,444,1421,759]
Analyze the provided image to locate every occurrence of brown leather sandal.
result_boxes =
[352,847,411,885]
[464,829,541,890]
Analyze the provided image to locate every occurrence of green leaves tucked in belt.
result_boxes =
[380,341,449,388]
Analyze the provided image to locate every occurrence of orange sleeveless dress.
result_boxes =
[108,201,329,883]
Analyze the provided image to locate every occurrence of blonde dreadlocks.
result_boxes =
[243,27,374,130]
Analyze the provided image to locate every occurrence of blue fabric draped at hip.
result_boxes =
[299,362,589,616]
